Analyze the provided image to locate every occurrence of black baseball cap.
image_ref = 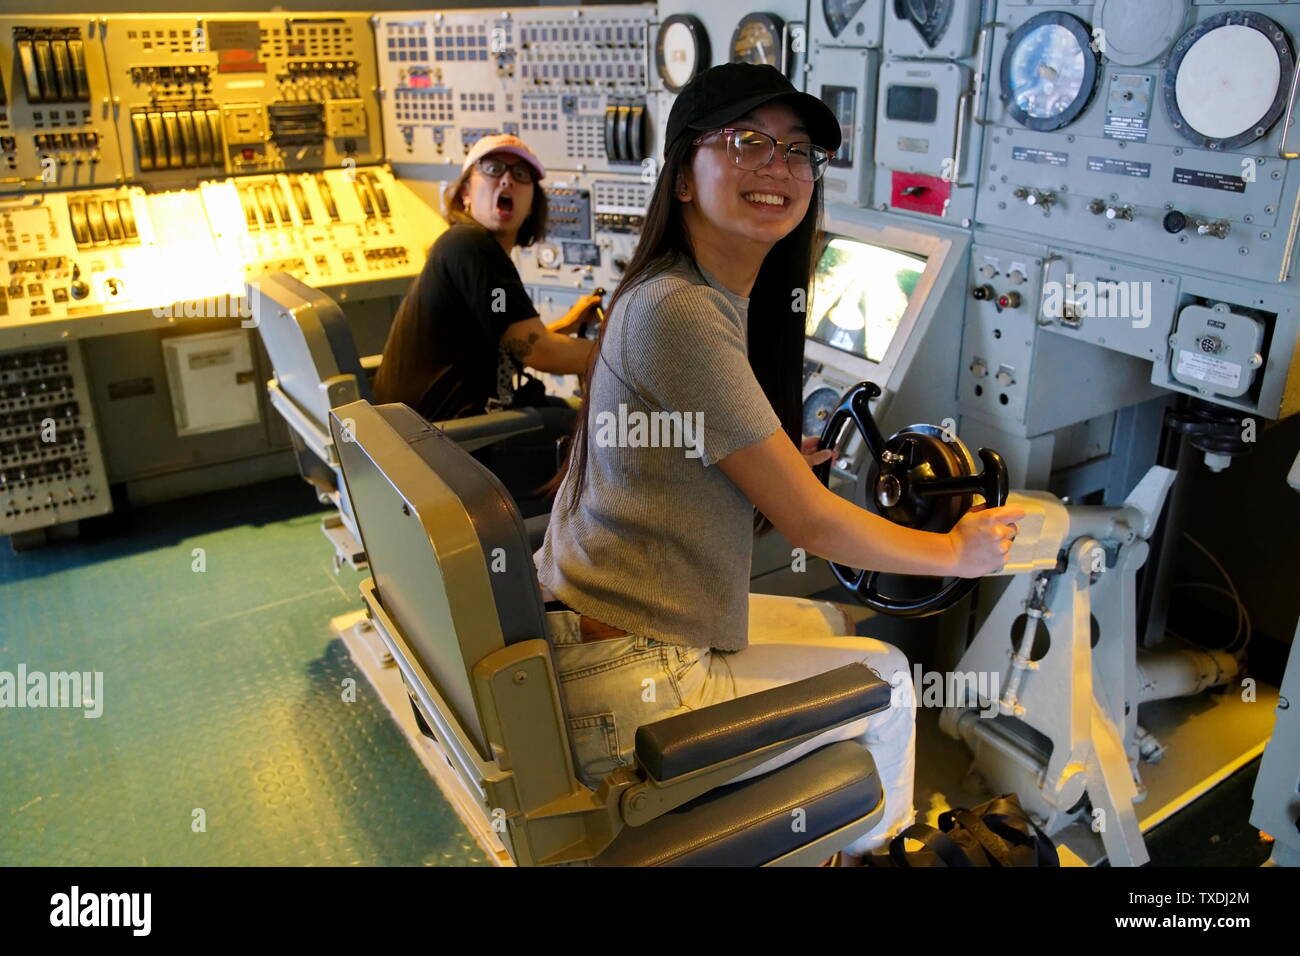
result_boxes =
[664,63,842,158]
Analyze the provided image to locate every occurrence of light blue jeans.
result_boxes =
[547,593,917,856]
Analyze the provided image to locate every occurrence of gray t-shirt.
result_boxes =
[535,252,783,651]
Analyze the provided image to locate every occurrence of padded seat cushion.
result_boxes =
[591,741,883,866]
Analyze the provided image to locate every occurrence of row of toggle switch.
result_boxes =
[237,172,390,230]
[15,31,90,103]
[1013,187,1232,238]
[67,197,139,247]
[131,108,225,171]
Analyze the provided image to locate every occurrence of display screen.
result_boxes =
[562,241,600,266]
[886,84,939,123]
[806,237,926,362]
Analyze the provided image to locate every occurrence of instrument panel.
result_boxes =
[1,14,384,195]
[376,6,654,176]
[0,165,437,349]
[978,2,1300,286]
[1,17,123,191]
[109,13,384,186]
[0,341,111,534]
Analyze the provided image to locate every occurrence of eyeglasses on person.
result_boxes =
[691,128,834,182]
[476,156,536,184]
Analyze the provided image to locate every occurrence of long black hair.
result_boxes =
[544,119,825,533]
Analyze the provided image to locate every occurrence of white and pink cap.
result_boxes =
[461,133,546,181]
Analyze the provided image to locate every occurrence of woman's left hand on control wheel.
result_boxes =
[800,435,835,469]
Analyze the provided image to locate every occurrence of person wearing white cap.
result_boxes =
[374,133,603,512]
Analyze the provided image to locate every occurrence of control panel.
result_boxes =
[204,165,430,288]
[0,165,438,349]
[377,6,654,176]
[960,239,1167,434]
[977,2,1300,286]
[0,17,125,191]
[514,173,648,288]
[968,1,1300,422]
[0,342,111,534]
[107,13,384,186]
[871,1,990,225]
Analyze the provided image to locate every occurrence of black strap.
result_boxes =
[980,794,1058,866]
[953,809,1020,867]
[936,795,1059,868]
[889,824,976,867]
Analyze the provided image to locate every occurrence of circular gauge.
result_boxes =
[536,244,561,269]
[1164,11,1294,152]
[656,14,709,94]
[1000,12,1100,131]
[1094,0,1189,66]
[731,13,786,74]
[825,0,869,40]
[894,0,955,50]
[802,386,840,438]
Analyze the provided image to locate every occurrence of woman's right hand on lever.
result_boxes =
[947,504,1026,578]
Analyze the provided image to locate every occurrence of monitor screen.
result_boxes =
[806,237,927,363]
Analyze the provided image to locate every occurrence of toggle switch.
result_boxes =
[1013,187,1056,211]
[1196,219,1230,239]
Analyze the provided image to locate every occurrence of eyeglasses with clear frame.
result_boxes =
[690,128,834,182]
[475,156,536,184]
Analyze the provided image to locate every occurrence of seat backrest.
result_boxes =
[247,272,373,432]
[330,399,550,759]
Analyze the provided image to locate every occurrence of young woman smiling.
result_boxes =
[535,65,1025,864]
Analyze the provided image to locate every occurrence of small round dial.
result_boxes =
[731,13,786,74]
[656,15,709,94]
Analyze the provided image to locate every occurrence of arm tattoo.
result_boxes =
[503,330,540,361]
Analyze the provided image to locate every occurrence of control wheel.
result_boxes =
[814,381,1009,618]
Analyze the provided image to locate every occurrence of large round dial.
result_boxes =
[1164,11,1294,151]
[656,15,709,94]
[731,13,786,73]
[1000,12,1100,131]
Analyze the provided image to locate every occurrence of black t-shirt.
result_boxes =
[374,221,539,420]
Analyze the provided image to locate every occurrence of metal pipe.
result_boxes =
[1136,647,1239,704]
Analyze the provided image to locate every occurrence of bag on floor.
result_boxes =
[865,793,1059,867]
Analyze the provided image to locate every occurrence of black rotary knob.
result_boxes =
[1163,210,1188,234]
